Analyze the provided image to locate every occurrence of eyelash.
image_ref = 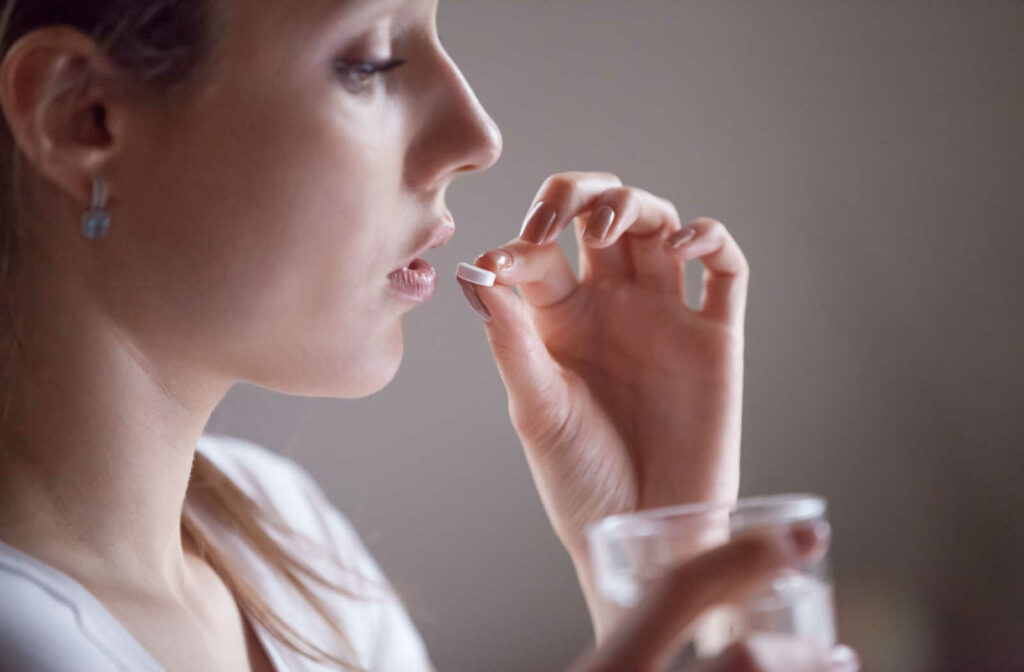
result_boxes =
[333,59,406,94]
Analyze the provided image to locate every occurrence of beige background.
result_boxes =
[207,2,1024,671]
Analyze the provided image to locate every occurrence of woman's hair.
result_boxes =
[0,3,398,669]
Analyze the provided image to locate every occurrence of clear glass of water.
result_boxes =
[586,494,837,668]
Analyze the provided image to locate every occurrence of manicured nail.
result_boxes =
[475,248,514,271]
[667,226,697,249]
[583,205,616,243]
[457,277,491,322]
[519,201,558,244]
[786,519,831,562]
[456,262,496,286]
[829,645,860,672]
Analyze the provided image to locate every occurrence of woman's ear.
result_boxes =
[0,26,124,207]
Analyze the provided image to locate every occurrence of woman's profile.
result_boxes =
[0,1,856,671]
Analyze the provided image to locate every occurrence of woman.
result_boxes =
[0,1,857,671]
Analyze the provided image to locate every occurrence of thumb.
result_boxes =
[456,264,566,428]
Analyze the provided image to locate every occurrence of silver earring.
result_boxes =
[81,176,110,239]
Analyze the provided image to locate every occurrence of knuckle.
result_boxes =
[542,171,624,205]
[735,249,751,277]
[607,185,632,200]
[542,174,576,197]
[593,170,624,186]
[689,216,723,236]
[658,197,682,225]
[613,187,641,214]
[729,231,751,277]
[598,186,631,210]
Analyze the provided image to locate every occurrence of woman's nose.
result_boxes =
[409,49,504,189]
[458,111,503,176]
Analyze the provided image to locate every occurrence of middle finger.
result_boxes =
[518,172,687,298]
[579,186,685,296]
[518,171,625,245]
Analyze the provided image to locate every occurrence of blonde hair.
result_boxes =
[184,448,384,670]
[0,2,414,669]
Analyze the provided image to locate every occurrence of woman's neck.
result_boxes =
[0,266,232,596]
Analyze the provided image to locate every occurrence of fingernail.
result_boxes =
[519,201,558,244]
[475,248,514,271]
[667,226,697,249]
[583,205,616,243]
[457,277,491,322]
[829,645,860,672]
[786,519,831,562]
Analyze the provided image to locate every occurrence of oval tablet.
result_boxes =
[456,262,496,287]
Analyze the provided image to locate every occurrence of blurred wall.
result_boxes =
[207,2,1024,671]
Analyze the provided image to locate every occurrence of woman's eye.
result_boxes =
[333,59,406,95]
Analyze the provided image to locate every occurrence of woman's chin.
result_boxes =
[318,335,404,398]
[253,328,404,399]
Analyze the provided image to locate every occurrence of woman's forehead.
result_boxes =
[314,0,426,20]
[252,0,428,35]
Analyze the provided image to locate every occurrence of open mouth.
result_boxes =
[390,257,432,274]
[387,257,438,301]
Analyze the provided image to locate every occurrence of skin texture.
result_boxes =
[0,0,499,669]
[463,175,749,613]
[463,175,859,670]
[0,0,855,669]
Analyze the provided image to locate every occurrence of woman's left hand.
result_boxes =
[459,171,749,563]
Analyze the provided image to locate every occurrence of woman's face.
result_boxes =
[98,0,502,397]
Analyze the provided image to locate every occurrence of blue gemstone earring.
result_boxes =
[81,176,110,239]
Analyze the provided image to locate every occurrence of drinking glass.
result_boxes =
[586,494,836,668]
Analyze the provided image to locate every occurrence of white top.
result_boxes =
[0,433,433,672]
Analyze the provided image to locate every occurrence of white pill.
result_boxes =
[456,262,496,287]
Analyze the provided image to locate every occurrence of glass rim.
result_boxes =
[586,492,827,542]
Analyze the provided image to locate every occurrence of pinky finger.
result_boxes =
[665,217,749,331]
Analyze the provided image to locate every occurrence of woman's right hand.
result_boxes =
[564,522,860,672]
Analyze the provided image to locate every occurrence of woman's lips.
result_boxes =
[391,218,455,273]
[387,257,438,301]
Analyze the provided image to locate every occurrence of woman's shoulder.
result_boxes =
[0,543,163,672]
